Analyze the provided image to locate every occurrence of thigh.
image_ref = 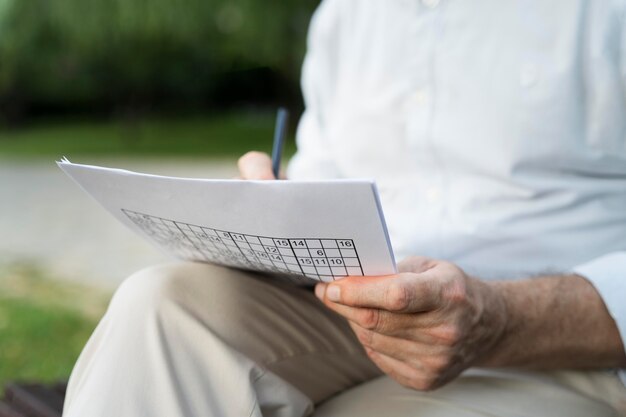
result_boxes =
[313,369,624,417]
[134,261,382,403]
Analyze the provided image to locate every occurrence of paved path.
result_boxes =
[0,158,238,289]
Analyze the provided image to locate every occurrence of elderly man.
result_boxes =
[63,1,626,416]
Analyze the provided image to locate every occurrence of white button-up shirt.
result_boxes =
[287,0,626,381]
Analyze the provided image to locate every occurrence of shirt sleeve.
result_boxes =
[287,0,342,180]
[572,252,626,385]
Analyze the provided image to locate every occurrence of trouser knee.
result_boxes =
[105,262,293,347]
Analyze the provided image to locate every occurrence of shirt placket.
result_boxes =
[404,0,447,257]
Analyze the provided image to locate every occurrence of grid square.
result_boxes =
[327,258,344,267]
[316,266,331,275]
[240,248,255,257]
[230,233,247,243]
[278,248,294,256]
[310,248,326,258]
[264,246,280,255]
[201,228,219,237]
[297,257,313,266]
[245,235,261,244]
[222,237,238,246]
[321,240,338,249]
[269,254,283,262]
[216,231,233,241]
[331,266,348,276]
[305,239,322,248]
[312,258,328,267]
[337,240,354,249]
[289,239,307,249]
[293,248,310,257]
[283,256,298,265]
[273,239,291,248]
[343,258,361,267]
[347,267,363,276]
[340,249,357,257]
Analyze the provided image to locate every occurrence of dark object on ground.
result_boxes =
[0,382,67,417]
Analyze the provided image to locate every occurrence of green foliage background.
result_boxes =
[0,0,318,119]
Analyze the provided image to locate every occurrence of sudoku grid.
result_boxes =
[122,209,364,281]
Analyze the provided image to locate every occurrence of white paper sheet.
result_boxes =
[58,159,397,284]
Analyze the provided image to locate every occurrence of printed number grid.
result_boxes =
[122,209,364,281]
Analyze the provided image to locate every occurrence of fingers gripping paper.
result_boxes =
[58,159,397,284]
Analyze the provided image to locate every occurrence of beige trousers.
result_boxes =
[63,262,626,417]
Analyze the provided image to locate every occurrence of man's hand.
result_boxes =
[237,151,286,180]
[314,257,508,391]
[315,257,626,391]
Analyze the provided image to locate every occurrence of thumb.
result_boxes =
[238,151,275,180]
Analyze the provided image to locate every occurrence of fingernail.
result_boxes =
[314,283,326,300]
[326,285,341,302]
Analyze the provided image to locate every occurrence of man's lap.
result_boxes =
[316,369,624,417]
[67,261,626,416]
[164,261,624,416]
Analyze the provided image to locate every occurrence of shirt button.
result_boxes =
[421,0,440,9]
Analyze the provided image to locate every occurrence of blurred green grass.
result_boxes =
[0,112,296,158]
[0,263,109,386]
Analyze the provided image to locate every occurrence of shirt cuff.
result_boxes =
[572,252,626,385]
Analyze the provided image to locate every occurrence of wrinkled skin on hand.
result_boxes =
[315,256,508,391]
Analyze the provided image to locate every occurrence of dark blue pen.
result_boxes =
[271,107,289,179]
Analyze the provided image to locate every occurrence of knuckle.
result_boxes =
[357,309,381,330]
[405,374,430,391]
[364,346,377,360]
[355,327,375,347]
[412,375,439,392]
[431,323,462,347]
[423,355,451,374]
[397,378,418,391]
[386,282,411,311]
[410,372,438,391]
[409,256,435,268]
[387,368,414,390]
[401,362,449,392]
[398,256,422,270]
[443,276,468,305]
[390,365,442,392]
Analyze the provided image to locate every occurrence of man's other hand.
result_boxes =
[237,151,285,180]
[314,257,508,391]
